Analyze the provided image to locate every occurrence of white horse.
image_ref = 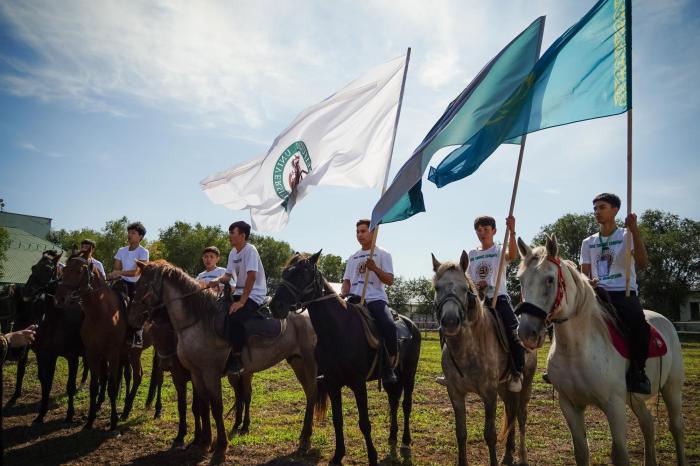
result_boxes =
[516,235,686,466]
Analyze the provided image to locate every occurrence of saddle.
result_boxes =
[346,299,412,350]
[594,288,667,359]
[213,296,286,346]
[484,303,511,356]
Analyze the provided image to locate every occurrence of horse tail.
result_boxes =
[314,377,328,422]
[498,391,520,444]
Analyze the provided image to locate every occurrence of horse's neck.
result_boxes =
[448,307,500,359]
[307,300,350,346]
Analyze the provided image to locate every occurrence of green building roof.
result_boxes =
[0,227,63,285]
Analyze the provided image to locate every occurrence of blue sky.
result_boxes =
[1,0,698,279]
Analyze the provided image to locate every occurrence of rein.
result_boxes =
[278,266,339,312]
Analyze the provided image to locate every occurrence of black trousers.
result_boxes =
[608,290,649,370]
[494,295,525,373]
[366,300,398,356]
[225,296,258,353]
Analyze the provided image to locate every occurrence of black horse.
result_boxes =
[270,251,421,466]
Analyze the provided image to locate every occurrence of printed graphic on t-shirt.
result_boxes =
[476,262,492,281]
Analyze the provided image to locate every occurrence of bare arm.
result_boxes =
[366,259,394,286]
[626,213,648,269]
[341,279,350,297]
[504,215,517,263]
[581,263,592,278]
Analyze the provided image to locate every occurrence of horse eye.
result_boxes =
[547,276,555,285]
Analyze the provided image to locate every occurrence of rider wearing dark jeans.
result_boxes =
[493,294,525,377]
[342,219,397,385]
[208,221,268,376]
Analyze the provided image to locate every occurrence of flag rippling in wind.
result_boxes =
[202,54,407,232]
[370,17,545,229]
[428,0,631,188]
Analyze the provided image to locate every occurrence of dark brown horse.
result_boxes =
[55,252,156,430]
[270,252,422,466]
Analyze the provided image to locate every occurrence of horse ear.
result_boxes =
[55,251,63,262]
[460,250,469,273]
[431,253,441,273]
[517,237,532,259]
[545,234,559,258]
[309,249,322,265]
[136,260,147,270]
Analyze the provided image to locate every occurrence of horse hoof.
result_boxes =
[32,417,44,425]
[209,450,225,465]
[400,444,411,457]
[171,440,185,450]
[83,424,93,431]
[297,441,311,454]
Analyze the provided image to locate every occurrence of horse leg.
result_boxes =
[96,361,107,410]
[191,385,204,449]
[481,392,498,466]
[385,382,401,456]
[203,370,227,465]
[84,358,101,430]
[448,386,468,466]
[121,350,143,420]
[108,356,122,430]
[65,354,79,423]
[558,396,589,466]
[630,394,657,465]
[328,385,346,465]
[288,355,316,452]
[154,371,163,420]
[240,374,252,434]
[122,360,132,400]
[603,398,630,466]
[661,373,688,466]
[228,375,244,437]
[145,351,160,409]
[351,383,378,466]
[517,389,531,466]
[400,373,415,458]
[33,353,56,424]
[190,372,212,452]
[8,349,29,405]
[499,391,517,466]
[172,371,187,448]
[80,355,89,386]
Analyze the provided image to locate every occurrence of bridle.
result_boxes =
[131,270,205,331]
[515,256,569,325]
[57,256,108,304]
[24,258,62,301]
[277,261,339,313]
[434,288,477,325]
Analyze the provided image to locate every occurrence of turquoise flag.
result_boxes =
[370,16,545,229]
[429,0,631,188]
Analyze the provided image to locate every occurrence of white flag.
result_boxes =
[201,54,407,232]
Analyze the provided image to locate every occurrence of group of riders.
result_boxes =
[10,190,651,395]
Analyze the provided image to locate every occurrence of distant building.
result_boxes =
[679,290,700,322]
[0,212,62,285]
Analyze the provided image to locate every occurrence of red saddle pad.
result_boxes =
[606,321,668,359]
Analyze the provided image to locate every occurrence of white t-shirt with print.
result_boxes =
[91,258,106,279]
[114,245,149,283]
[467,243,507,298]
[196,266,227,284]
[580,228,636,292]
[226,243,267,305]
[343,246,393,303]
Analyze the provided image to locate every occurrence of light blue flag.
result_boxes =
[429,0,631,188]
[370,17,545,229]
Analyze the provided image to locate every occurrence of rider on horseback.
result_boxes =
[340,219,398,385]
[208,221,267,376]
[79,239,106,279]
[580,193,651,394]
[106,221,149,348]
[469,215,524,393]
[195,246,227,290]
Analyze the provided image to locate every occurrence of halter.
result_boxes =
[278,261,339,313]
[434,289,477,325]
[58,255,104,304]
[516,256,568,325]
[132,270,203,330]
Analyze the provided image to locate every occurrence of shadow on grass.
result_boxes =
[4,426,111,466]
[256,447,322,465]
[2,417,72,449]
[126,445,206,466]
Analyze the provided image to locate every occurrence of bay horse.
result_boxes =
[130,259,319,465]
[431,251,537,466]
[515,235,687,465]
[54,251,156,430]
[270,251,421,466]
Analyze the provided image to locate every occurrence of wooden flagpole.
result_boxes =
[491,134,528,309]
[360,48,411,305]
[625,109,633,296]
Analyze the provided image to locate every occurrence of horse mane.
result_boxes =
[143,259,220,327]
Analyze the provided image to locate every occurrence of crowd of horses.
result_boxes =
[0,238,689,466]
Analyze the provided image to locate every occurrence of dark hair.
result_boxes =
[127,221,147,237]
[356,219,371,229]
[202,246,220,257]
[592,193,621,209]
[80,239,96,249]
[474,216,496,230]
[228,221,251,240]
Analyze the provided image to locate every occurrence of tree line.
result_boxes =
[1,209,696,320]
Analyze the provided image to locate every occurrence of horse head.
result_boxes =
[431,251,478,337]
[128,260,164,328]
[24,250,62,300]
[514,234,569,351]
[54,251,93,309]
[270,250,323,319]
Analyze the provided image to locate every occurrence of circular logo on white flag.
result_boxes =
[273,141,312,209]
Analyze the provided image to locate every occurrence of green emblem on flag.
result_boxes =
[273,141,312,210]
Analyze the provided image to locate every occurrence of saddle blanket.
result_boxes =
[606,321,667,359]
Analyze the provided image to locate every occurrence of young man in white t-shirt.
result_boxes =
[195,246,227,289]
[79,239,106,279]
[462,215,524,392]
[106,221,149,348]
[580,192,650,394]
[341,219,397,384]
[208,221,267,376]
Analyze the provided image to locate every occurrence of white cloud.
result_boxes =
[17,141,64,158]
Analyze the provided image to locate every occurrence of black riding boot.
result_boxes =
[224,352,244,376]
[381,343,398,385]
[626,364,651,394]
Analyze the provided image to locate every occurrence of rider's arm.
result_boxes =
[504,216,517,263]
[581,263,592,278]
[626,214,648,269]
[340,279,350,297]
[209,272,233,288]
[367,260,394,286]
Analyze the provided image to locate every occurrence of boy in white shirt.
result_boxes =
[467,215,523,392]
[341,219,397,384]
[79,239,106,279]
[196,246,227,289]
[208,221,267,376]
[106,221,149,348]
[580,192,650,394]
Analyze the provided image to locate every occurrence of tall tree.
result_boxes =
[318,253,345,283]
[531,213,600,264]
[386,276,412,313]
[406,277,435,316]
[159,221,229,275]
[248,234,293,288]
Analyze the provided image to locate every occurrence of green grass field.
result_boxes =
[2,334,698,465]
